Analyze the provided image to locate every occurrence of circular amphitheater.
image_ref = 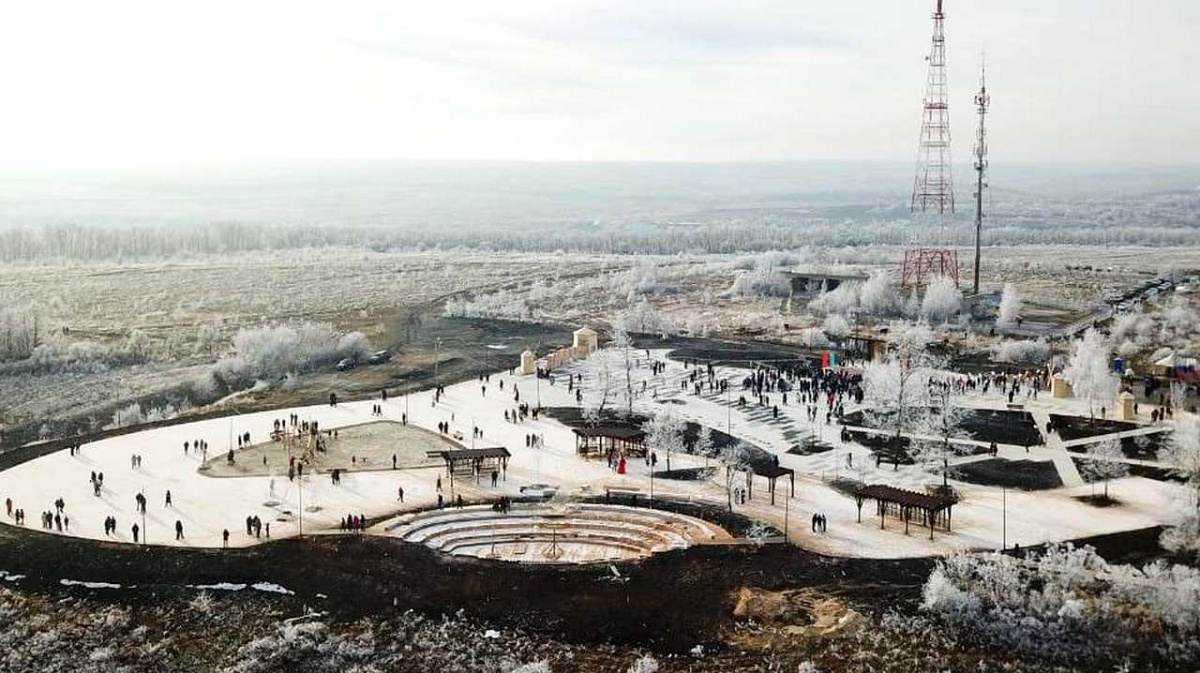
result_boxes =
[386,503,731,564]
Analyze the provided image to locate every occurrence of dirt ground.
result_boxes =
[203,420,454,477]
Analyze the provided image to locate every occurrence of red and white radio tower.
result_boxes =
[902,0,959,289]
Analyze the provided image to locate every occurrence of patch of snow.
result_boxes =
[251,581,294,595]
[60,579,123,589]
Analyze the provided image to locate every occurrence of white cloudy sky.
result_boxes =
[0,0,1196,168]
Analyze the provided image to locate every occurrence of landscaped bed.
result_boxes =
[1050,414,1138,441]
[843,407,1043,447]
[949,458,1063,490]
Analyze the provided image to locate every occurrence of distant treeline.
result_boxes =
[1,219,1199,262]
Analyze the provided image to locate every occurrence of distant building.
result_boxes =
[573,327,598,357]
[782,270,869,297]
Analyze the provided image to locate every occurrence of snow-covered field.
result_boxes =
[0,346,1187,558]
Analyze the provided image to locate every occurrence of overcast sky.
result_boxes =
[1,0,1197,168]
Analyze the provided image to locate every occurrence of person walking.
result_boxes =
[397,486,404,502]
[175,520,184,540]
[222,529,230,548]
[164,490,173,507]
[132,522,140,543]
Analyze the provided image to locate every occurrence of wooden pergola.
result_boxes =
[750,462,795,505]
[427,447,511,481]
[853,484,955,540]
[572,426,646,458]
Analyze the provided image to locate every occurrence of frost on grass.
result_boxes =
[922,544,1200,666]
[224,620,380,673]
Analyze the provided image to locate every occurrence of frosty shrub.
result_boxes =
[103,402,184,430]
[224,620,380,673]
[444,288,537,321]
[992,339,1050,363]
[922,545,1200,664]
[920,275,961,322]
[626,654,660,673]
[725,268,790,298]
[509,662,552,673]
[213,322,372,387]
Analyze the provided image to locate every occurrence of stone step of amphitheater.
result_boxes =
[383,503,731,564]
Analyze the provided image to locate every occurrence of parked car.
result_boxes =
[368,350,391,365]
[336,358,357,372]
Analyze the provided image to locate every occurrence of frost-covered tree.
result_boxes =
[822,313,851,338]
[912,394,972,488]
[992,339,1051,364]
[863,321,939,450]
[920,275,962,323]
[859,270,900,316]
[646,410,686,471]
[808,281,859,315]
[997,283,1022,327]
[693,426,715,458]
[1081,439,1128,499]
[1168,412,1200,510]
[722,443,752,512]
[1063,328,1118,421]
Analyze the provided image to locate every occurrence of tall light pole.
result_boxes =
[433,338,442,391]
[783,490,790,544]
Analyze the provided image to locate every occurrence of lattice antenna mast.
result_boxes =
[911,0,954,217]
[971,58,990,295]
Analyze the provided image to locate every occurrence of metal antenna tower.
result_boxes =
[911,0,954,216]
[902,0,959,289]
[971,58,990,295]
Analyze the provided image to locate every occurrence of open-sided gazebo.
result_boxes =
[427,447,511,481]
[853,484,955,539]
[572,426,646,458]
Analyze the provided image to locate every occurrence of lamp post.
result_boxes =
[783,489,790,544]
[1002,486,1007,551]
[433,338,442,391]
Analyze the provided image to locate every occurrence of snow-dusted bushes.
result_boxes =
[992,339,1051,363]
[725,268,790,298]
[103,401,187,430]
[212,323,372,388]
[808,282,859,316]
[444,288,539,322]
[225,620,379,673]
[923,544,1200,664]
